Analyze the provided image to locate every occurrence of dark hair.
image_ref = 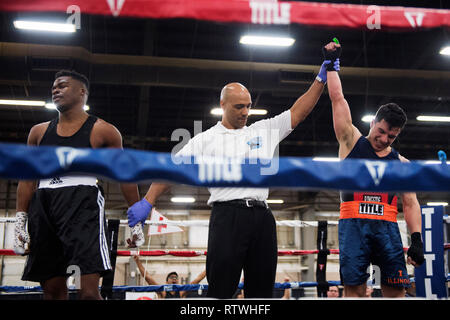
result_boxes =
[374,103,407,129]
[166,271,178,282]
[55,69,90,92]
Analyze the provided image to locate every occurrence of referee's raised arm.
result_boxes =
[288,41,339,129]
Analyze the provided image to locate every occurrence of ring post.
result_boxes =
[101,219,120,300]
[414,206,447,298]
[316,221,329,297]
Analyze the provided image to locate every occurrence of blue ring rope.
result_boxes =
[0,143,449,192]
[2,277,450,293]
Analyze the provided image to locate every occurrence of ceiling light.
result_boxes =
[170,197,196,203]
[240,35,295,47]
[0,99,45,107]
[439,46,450,56]
[210,108,223,116]
[416,115,450,122]
[316,211,340,217]
[165,211,190,216]
[424,160,450,164]
[210,108,267,116]
[248,109,268,115]
[45,103,90,111]
[312,157,340,162]
[14,20,76,33]
[266,199,284,204]
[362,115,375,123]
[426,202,448,206]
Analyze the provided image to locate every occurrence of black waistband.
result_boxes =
[213,199,269,209]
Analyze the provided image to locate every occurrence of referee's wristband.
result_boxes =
[315,75,326,83]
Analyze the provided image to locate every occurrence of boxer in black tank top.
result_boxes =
[15,70,140,300]
[40,114,97,148]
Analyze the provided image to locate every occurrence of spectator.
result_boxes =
[134,255,206,298]
[327,285,340,298]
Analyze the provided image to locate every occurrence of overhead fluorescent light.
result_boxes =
[316,211,340,217]
[439,46,450,56]
[362,115,375,123]
[363,114,450,123]
[210,108,267,116]
[45,103,90,111]
[248,109,268,115]
[165,211,190,216]
[266,199,284,204]
[312,157,340,162]
[240,35,295,47]
[427,202,448,206]
[170,197,196,203]
[210,108,223,116]
[424,160,450,165]
[14,20,76,33]
[416,115,450,122]
[0,99,45,107]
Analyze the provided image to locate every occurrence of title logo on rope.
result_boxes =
[364,161,387,186]
[56,147,90,169]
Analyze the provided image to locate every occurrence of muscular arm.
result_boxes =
[16,181,36,212]
[134,256,164,298]
[126,135,190,230]
[135,257,157,285]
[98,121,140,206]
[289,80,325,129]
[190,270,206,285]
[144,182,171,205]
[327,71,361,158]
[126,177,171,234]
[16,124,44,212]
[402,193,422,234]
[400,155,423,267]
[179,269,206,298]
[399,155,421,234]
[119,183,140,207]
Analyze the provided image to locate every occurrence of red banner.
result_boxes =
[0,0,449,31]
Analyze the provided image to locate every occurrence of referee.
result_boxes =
[127,42,337,298]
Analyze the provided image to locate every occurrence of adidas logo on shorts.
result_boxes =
[49,177,63,185]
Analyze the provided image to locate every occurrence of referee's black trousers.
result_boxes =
[206,202,278,299]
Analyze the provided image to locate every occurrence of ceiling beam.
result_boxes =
[1,42,450,99]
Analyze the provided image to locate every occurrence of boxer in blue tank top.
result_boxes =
[324,41,424,298]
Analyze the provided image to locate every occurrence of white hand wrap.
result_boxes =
[131,222,145,247]
[14,211,29,255]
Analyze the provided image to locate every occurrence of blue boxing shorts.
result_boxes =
[338,218,411,288]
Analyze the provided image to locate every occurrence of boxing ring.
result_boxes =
[0,143,448,299]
